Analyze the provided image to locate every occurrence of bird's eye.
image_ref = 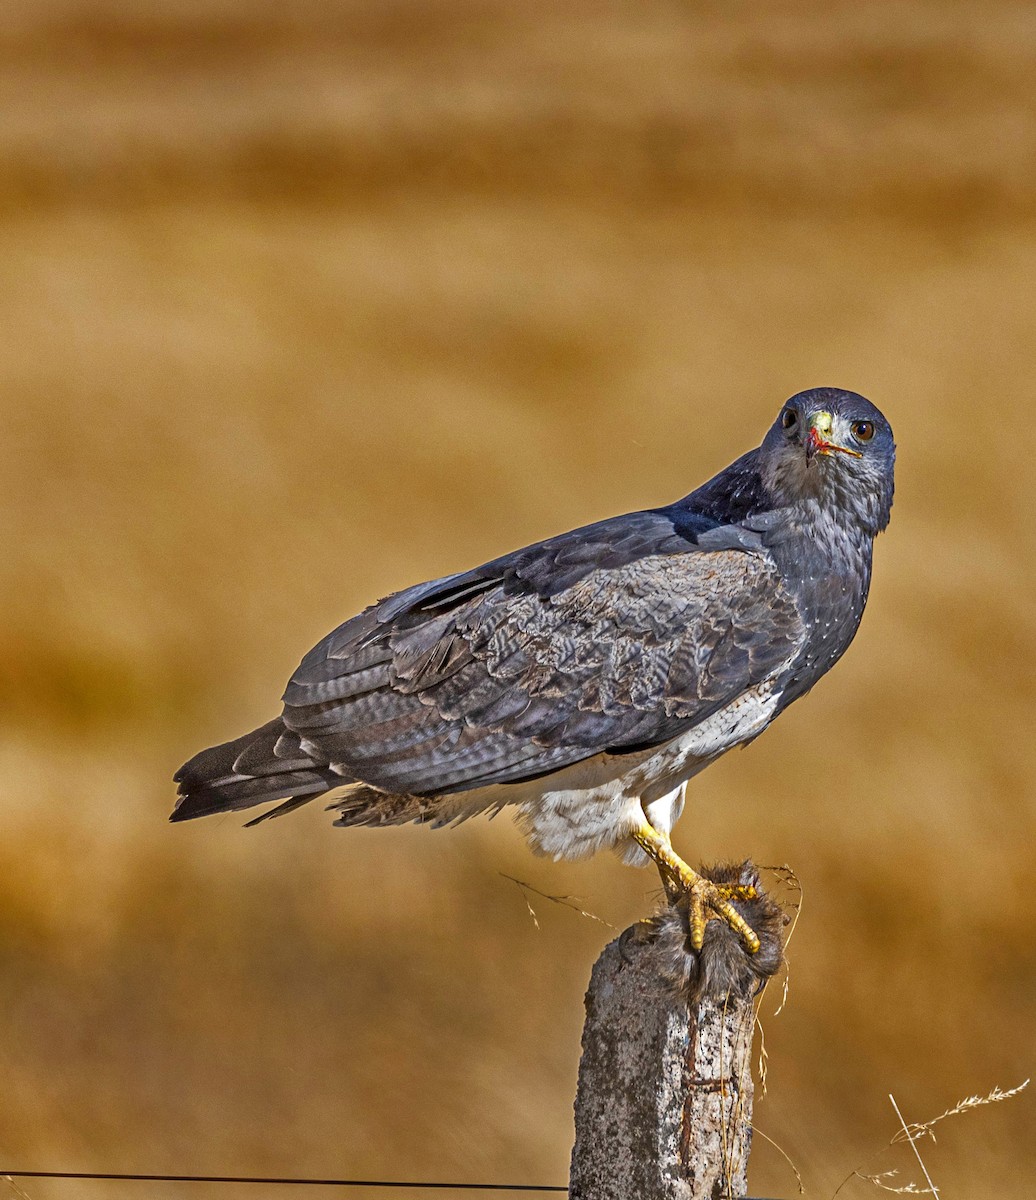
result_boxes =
[851,420,875,443]
[781,409,797,431]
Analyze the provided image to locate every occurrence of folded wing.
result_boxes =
[279,512,806,799]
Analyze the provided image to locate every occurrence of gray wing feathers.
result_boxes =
[280,547,805,798]
[171,718,346,821]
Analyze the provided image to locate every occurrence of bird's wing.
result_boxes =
[281,509,806,797]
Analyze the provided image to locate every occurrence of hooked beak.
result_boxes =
[805,411,863,463]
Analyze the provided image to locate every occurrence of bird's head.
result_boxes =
[759,388,895,535]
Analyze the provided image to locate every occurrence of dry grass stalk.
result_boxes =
[854,1168,935,1194]
[834,1078,1030,1197]
[893,1079,1030,1146]
[889,1093,940,1199]
[501,873,617,931]
[751,1127,806,1195]
[2,1175,35,1200]
[755,1013,769,1098]
[759,865,803,1017]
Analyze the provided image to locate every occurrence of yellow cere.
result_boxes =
[810,410,834,437]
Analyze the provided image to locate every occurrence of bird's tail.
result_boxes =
[171,718,345,825]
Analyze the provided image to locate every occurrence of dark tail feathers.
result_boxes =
[171,718,345,825]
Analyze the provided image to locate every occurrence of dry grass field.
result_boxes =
[2,2,1035,1197]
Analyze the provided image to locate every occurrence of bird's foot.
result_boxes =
[631,821,761,955]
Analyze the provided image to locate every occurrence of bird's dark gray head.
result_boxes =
[758,387,895,536]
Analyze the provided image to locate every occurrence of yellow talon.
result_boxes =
[631,821,761,955]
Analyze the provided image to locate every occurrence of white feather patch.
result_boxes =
[507,679,784,862]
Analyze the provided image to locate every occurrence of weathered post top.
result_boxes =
[570,861,784,1200]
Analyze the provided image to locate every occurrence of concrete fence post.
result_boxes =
[569,861,784,1200]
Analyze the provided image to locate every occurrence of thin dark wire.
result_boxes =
[0,1170,566,1192]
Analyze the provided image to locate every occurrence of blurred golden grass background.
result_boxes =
[2,1,1035,1196]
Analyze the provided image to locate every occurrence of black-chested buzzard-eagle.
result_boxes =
[173,388,896,952]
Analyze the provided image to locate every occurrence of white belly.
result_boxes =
[469,679,784,862]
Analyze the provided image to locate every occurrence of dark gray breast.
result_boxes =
[744,501,874,711]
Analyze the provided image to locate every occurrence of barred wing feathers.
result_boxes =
[173,511,805,823]
[282,516,804,796]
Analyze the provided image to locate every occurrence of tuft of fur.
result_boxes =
[622,860,785,1004]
